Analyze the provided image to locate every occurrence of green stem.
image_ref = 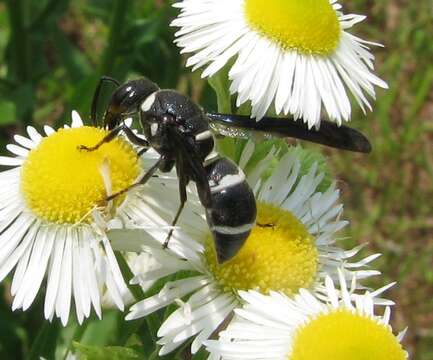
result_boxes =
[6,0,30,83]
[28,320,60,360]
[99,0,130,76]
[29,0,60,30]
[116,252,145,300]
[0,78,16,88]
[63,321,89,360]
[149,349,159,360]
[6,0,33,125]
[115,252,161,343]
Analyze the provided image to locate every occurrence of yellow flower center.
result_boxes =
[290,309,407,360]
[244,0,341,55]
[205,203,318,295]
[20,126,140,224]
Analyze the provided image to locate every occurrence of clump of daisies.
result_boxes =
[171,0,388,127]
[110,140,387,356]
[0,120,408,357]
[0,2,408,359]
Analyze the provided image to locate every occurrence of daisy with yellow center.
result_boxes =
[205,273,408,360]
[0,111,164,325]
[114,142,381,355]
[171,0,388,127]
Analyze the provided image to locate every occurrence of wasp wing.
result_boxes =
[206,113,371,153]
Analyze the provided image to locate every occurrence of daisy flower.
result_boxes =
[206,273,408,360]
[0,111,162,325]
[119,141,381,355]
[171,0,388,127]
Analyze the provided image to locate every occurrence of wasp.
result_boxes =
[80,76,371,263]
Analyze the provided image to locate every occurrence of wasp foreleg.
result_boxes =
[79,124,149,152]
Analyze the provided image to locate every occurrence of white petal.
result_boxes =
[7,144,29,157]
[71,110,84,127]
[26,126,43,144]
[0,156,23,166]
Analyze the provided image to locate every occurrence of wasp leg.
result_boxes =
[78,124,149,152]
[91,76,120,127]
[106,156,163,201]
[137,147,150,157]
[162,184,187,249]
[162,162,188,249]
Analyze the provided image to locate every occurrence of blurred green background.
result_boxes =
[0,0,432,358]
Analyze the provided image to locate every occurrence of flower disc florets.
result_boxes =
[21,126,139,224]
[245,0,340,55]
[205,203,318,296]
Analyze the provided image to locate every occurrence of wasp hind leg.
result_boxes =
[162,166,188,249]
[162,199,186,249]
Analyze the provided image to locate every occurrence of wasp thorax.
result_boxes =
[205,202,318,295]
[20,127,139,224]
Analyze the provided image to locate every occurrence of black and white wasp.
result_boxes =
[80,76,371,263]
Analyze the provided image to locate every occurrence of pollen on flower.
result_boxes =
[20,126,140,224]
[290,309,407,360]
[244,0,341,55]
[205,203,318,296]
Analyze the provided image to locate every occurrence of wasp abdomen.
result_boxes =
[205,158,257,263]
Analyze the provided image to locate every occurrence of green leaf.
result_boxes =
[66,75,100,125]
[123,333,155,358]
[9,84,35,123]
[189,347,209,360]
[0,100,17,125]
[215,137,238,161]
[78,311,120,347]
[99,0,131,75]
[208,64,232,113]
[73,342,145,360]
[51,30,92,82]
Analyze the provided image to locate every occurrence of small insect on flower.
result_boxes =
[0,111,165,325]
[80,75,373,263]
[205,273,408,360]
[172,0,388,127]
